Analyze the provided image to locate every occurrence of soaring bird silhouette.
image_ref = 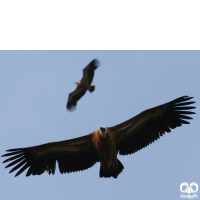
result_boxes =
[67,59,99,111]
[2,96,195,178]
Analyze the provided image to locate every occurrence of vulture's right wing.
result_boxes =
[2,134,98,177]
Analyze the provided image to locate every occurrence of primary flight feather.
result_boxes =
[2,96,195,178]
[67,59,100,111]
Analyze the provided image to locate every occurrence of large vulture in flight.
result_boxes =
[67,59,99,111]
[2,96,195,178]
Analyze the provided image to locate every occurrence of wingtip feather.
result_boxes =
[92,59,100,68]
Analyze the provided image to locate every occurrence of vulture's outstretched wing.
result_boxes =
[109,96,195,155]
[2,134,98,177]
[67,87,87,111]
[81,59,99,85]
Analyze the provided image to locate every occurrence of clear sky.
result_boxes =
[0,51,199,200]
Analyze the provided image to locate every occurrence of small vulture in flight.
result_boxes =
[2,96,195,178]
[67,59,99,111]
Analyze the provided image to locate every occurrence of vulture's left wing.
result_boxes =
[109,96,195,155]
[81,59,99,85]
[2,134,98,177]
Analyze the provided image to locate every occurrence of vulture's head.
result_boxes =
[99,127,108,139]
[75,81,81,85]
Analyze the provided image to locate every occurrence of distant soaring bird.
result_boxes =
[2,96,195,178]
[67,59,100,111]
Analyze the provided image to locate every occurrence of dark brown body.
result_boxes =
[75,81,94,92]
[92,129,123,178]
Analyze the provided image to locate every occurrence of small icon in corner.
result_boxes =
[180,182,198,199]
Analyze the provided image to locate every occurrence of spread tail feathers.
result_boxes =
[89,86,95,92]
[99,159,124,179]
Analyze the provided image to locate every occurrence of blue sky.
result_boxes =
[0,51,199,200]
